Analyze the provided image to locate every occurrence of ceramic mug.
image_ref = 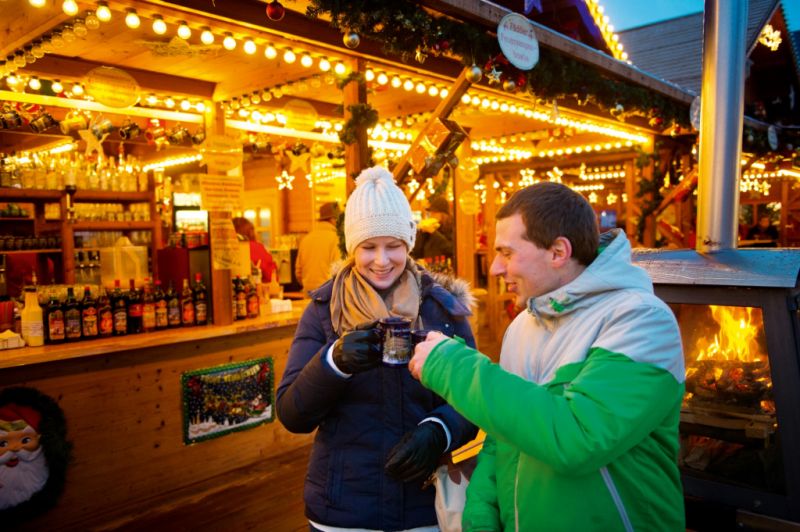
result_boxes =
[90,118,115,139]
[118,120,142,140]
[29,112,58,133]
[59,111,89,134]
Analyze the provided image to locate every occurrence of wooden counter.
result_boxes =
[0,301,315,531]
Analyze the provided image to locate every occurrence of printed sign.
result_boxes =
[199,174,243,212]
[85,66,140,108]
[209,217,241,271]
[497,13,539,71]
[182,358,274,444]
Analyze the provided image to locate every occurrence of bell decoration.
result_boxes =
[502,79,516,93]
[466,64,483,83]
[266,0,285,21]
[343,31,360,49]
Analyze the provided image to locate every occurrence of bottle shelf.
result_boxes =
[0,189,61,201]
[0,248,62,255]
[73,191,151,203]
[71,221,156,231]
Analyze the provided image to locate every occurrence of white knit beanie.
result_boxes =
[344,166,416,255]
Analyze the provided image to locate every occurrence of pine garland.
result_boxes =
[337,102,379,145]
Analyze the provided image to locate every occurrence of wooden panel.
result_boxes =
[2,325,312,530]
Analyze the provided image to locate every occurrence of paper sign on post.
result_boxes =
[209,217,241,271]
[200,174,243,212]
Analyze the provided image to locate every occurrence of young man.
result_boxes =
[410,182,686,531]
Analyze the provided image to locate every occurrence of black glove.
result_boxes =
[384,421,447,483]
[331,321,382,374]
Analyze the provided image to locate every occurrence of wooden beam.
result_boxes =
[421,0,694,105]
[653,169,698,217]
[21,55,216,99]
[392,67,473,184]
[343,57,368,186]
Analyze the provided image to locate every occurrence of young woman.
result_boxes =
[277,166,476,532]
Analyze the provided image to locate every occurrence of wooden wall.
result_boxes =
[1,326,312,530]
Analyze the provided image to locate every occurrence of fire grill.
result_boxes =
[633,248,800,529]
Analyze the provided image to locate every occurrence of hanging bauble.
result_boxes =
[610,103,625,120]
[343,31,360,49]
[648,115,664,128]
[466,64,483,83]
[266,1,285,21]
[503,79,516,92]
[516,72,527,90]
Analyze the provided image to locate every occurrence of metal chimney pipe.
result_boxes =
[695,0,747,252]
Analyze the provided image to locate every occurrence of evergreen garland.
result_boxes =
[337,102,379,145]
[306,0,690,127]
[633,147,665,245]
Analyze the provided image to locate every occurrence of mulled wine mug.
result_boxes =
[377,317,433,366]
[59,110,89,134]
[118,120,142,140]
[91,118,115,139]
[29,112,58,133]
[0,110,23,130]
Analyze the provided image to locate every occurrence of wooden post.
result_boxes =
[393,68,474,185]
[484,172,501,339]
[453,146,476,286]
[781,180,790,247]
[624,159,638,244]
[343,58,367,196]
[208,102,233,326]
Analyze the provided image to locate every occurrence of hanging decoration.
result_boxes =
[266,1,286,21]
[276,170,295,190]
[0,386,71,526]
[343,30,360,49]
[409,117,467,179]
[338,103,378,145]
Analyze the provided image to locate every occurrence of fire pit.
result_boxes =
[633,248,800,529]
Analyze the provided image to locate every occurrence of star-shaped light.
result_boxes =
[286,150,311,173]
[487,66,502,84]
[276,170,294,190]
[588,191,598,204]
[78,128,107,157]
[606,192,618,205]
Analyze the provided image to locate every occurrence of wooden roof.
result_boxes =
[618,0,781,95]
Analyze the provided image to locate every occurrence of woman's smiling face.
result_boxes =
[353,236,408,289]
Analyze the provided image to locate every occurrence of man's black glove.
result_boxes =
[384,421,447,483]
[331,321,382,374]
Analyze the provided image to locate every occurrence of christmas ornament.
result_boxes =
[466,64,483,83]
[648,115,664,128]
[516,72,527,90]
[266,0,285,21]
[487,66,502,84]
[343,31,360,49]
[78,128,107,156]
[610,103,625,120]
[502,79,516,92]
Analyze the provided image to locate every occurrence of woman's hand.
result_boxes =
[409,331,448,380]
[331,321,382,374]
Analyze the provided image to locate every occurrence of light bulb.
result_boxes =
[200,28,214,45]
[96,2,112,22]
[62,0,79,16]
[376,72,389,85]
[318,58,330,71]
[164,97,175,108]
[50,32,64,48]
[333,62,346,75]
[61,25,76,42]
[180,99,191,111]
[243,39,257,54]
[152,16,167,35]
[29,0,46,7]
[428,85,439,97]
[146,94,158,106]
[195,101,206,112]
[250,93,261,105]
[283,48,296,63]
[71,82,84,95]
[365,69,375,82]
[51,79,63,93]
[73,19,87,37]
[177,22,191,39]
[300,53,313,68]
[28,77,41,90]
[223,33,236,50]
[31,41,45,58]
[391,76,402,88]
[440,88,448,98]
[403,79,414,91]
[85,11,100,30]
[125,9,141,29]
[415,82,426,94]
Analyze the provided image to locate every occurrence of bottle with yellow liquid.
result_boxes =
[21,287,44,347]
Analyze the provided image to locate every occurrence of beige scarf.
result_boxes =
[330,258,421,335]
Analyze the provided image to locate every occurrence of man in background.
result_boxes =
[412,196,454,262]
[295,202,342,293]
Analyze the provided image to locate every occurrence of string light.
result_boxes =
[125,9,141,29]
[71,82,84,95]
[29,0,46,7]
[151,15,167,35]
[223,32,237,50]
[243,38,257,54]
[200,27,214,45]
[283,48,296,63]
[333,61,346,75]
[177,21,191,39]
[318,57,331,71]
[51,79,63,93]
[62,0,78,16]
[96,1,111,22]
[264,44,277,59]
[28,76,41,90]
[300,53,313,67]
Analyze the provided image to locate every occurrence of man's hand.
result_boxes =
[384,421,447,483]
[331,321,382,374]
[409,331,448,380]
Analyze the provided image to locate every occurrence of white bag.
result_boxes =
[432,456,477,532]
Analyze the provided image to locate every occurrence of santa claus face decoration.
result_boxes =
[0,387,70,523]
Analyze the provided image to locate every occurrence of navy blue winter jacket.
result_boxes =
[276,269,477,530]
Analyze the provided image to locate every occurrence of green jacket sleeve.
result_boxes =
[421,337,683,476]
[463,434,501,532]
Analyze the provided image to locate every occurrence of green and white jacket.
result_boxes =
[422,230,685,531]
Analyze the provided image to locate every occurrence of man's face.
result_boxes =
[489,214,562,307]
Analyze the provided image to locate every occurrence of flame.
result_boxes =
[694,305,764,363]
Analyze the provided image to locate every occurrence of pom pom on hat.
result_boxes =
[344,166,416,255]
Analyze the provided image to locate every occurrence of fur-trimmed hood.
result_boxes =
[314,259,474,316]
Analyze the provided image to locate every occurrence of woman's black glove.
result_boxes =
[384,421,447,483]
[331,321,382,374]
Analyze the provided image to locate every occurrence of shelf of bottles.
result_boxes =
[17,273,212,346]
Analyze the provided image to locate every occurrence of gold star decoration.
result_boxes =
[78,128,107,157]
[588,191,598,204]
[487,66,502,84]
[276,170,294,190]
[285,150,311,173]
[606,192,618,205]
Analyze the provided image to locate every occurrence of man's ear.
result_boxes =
[550,236,573,267]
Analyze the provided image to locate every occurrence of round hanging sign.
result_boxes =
[198,134,243,174]
[457,158,480,183]
[85,66,140,108]
[497,13,539,71]
[458,190,481,216]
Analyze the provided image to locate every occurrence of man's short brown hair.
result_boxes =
[496,182,599,266]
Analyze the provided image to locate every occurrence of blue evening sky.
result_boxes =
[601,0,800,32]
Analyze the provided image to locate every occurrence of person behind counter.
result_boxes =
[276,166,477,532]
[232,217,276,282]
[295,202,343,293]
[745,214,779,247]
[409,182,686,531]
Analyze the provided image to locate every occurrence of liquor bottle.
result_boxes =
[166,280,181,328]
[234,276,247,320]
[153,279,168,330]
[245,278,259,319]
[45,293,65,344]
[81,286,99,339]
[142,278,156,332]
[97,288,113,338]
[181,278,195,326]
[127,278,143,334]
[193,273,208,326]
[111,279,128,336]
[20,287,44,347]
[63,287,82,341]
